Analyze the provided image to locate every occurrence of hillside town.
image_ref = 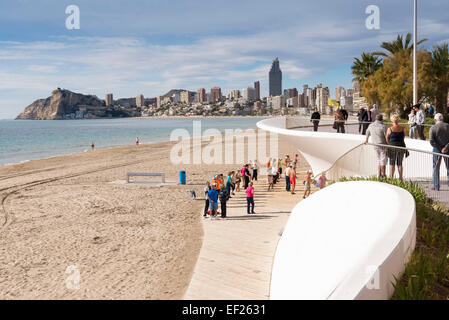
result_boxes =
[18,58,371,120]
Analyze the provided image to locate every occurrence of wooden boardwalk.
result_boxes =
[184,171,315,300]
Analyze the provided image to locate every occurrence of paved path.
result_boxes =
[184,170,316,300]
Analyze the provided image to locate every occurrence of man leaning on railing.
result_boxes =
[429,113,449,191]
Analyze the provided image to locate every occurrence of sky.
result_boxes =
[1,0,449,119]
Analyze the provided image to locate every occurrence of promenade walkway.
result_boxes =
[184,169,317,300]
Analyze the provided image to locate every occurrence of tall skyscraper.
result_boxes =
[254,81,260,100]
[269,57,282,96]
[197,88,206,103]
[136,94,145,107]
[210,87,222,102]
[105,93,113,107]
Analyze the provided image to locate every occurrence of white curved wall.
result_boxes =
[257,116,444,179]
[257,117,419,300]
[270,181,416,300]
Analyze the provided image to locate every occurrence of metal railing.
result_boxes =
[287,117,434,140]
[286,117,449,207]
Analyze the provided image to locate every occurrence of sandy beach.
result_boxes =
[0,130,301,299]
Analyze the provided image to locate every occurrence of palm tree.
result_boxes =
[351,52,383,84]
[430,43,449,114]
[373,33,427,57]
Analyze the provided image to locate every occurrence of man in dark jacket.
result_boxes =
[429,113,449,191]
[219,186,230,218]
[310,107,321,132]
[357,106,365,134]
[361,106,372,135]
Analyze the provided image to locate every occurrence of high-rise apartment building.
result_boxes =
[243,87,256,101]
[254,81,260,100]
[156,96,162,108]
[229,90,241,100]
[316,84,329,113]
[105,93,113,107]
[180,90,191,104]
[210,87,222,102]
[335,86,346,102]
[269,57,282,96]
[136,94,145,107]
[197,88,206,103]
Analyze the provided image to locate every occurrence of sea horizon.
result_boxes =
[0,117,266,166]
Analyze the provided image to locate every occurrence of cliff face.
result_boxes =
[16,89,104,120]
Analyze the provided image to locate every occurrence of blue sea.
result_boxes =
[0,117,265,166]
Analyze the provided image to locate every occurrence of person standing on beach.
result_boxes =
[203,182,211,217]
[289,165,297,195]
[208,183,219,218]
[246,182,255,214]
[136,137,140,146]
[91,142,95,151]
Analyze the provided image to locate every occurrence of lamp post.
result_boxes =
[413,0,418,106]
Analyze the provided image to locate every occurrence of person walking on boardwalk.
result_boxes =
[361,106,373,135]
[251,160,258,181]
[310,107,321,132]
[246,182,255,214]
[289,165,297,195]
[203,181,211,217]
[318,173,327,189]
[303,170,313,199]
[334,107,345,134]
[414,104,426,140]
[429,113,449,191]
[386,114,408,181]
[285,164,292,192]
[243,164,251,190]
[219,185,230,218]
[364,114,388,178]
[408,109,418,139]
[357,106,366,134]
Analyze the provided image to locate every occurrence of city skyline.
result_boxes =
[2,0,449,118]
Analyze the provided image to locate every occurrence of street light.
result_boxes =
[413,0,418,106]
